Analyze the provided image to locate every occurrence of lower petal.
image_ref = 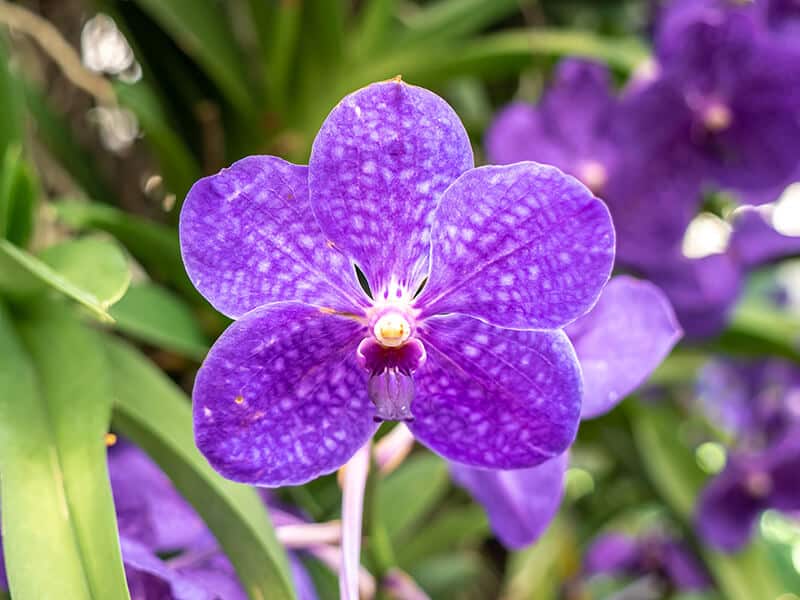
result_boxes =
[408,314,582,469]
[450,453,568,549]
[193,302,378,487]
[566,276,682,419]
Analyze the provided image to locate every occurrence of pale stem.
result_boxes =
[340,440,371,600]
[373,423,416,475]
[311,544,376,600]
[276,521,342,548]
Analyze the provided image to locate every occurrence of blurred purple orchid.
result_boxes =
[180,79,615,487]
[697,358,800,446]
[487,46,800,336]
[695,359,800,551]
[108,441,320,600]
[452,276,682,549]
[696,427,800,552]
[583,531,710,592]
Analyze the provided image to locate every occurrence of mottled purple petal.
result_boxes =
[408,314,582,469]
[180,156,365,319]
[450,453,567,549]
[193,302,378,486]
[308,80,473,296]
[729,205,800,268]
[109,441,205,552]
[566,276,682,419]
[584,533,639,576]
[417,163,614,329]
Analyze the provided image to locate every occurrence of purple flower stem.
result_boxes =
[341,440,371,600]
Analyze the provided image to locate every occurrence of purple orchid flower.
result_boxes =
[486,51,800,337]
[584,532,710,591]
[179,80,615,487]
[650,0,800,204]
[451,276,681,549]
[697,358,800,447]
[696,426,800,552]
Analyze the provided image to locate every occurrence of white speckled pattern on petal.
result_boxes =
[193,302,378,487]
[416,162,615,330]
[308,80,474,297]
[408,314,582,469]
[180,156,367,319]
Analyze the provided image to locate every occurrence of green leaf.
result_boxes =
[0,301,129,600]
[263,0,302,113]
[351,0,397,58]
[105,336,297,600]
[350,28,648,88]
[376,453,450,542]
[396,505,490,568]
[0,238,129,322]
[715,300,800,363]
[38,237,131,309]
[0,145,38,247]
[54,201,195,297]
[399,0,531,45]
[110,283,209,359]
[0,35,24,156]
[130,0,254,113]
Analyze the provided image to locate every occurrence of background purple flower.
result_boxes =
[180,80,614,487]
[584,531,710,591]
[696,427,800,552]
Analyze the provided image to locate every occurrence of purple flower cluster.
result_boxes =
[488,0,800,336]
[695,359,800,551]
[180,79,617,486]
[583,531,710,592]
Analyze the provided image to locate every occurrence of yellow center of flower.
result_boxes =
[373,312,411,347]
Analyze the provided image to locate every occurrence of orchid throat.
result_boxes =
[357,300,426,423]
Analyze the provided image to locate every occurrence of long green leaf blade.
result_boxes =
[131,0,254,113]
[0,304,93,599]
[0,301,130,599]
[105,336,297,600]
[110,283,209,359]
[0,238,128,322]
